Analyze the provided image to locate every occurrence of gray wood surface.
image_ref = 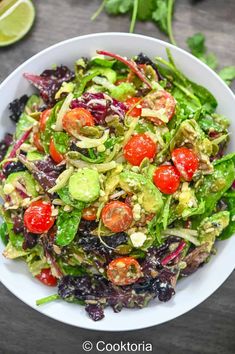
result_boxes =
[0,1,235,353]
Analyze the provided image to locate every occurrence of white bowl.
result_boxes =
[0,33,235,332]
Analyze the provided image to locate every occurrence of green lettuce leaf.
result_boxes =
[56,208,81,247]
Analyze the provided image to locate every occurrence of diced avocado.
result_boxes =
[119,171,163,214]
[110,82,136,101]
[146,164,156,181]
[55,82,75,100]
[100,164,123,202]
[69,168,100,202]
[88,67,117,84]
[25,95,42,114]
[4,171,39,206]
[27,151,44,161]
[176,183,197,215]
[199,211,230,252]
[15,112,36,139]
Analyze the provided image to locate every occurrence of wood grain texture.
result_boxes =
[0,1,234,353]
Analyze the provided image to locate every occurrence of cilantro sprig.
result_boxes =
[91,1,235,87]
[92,0,176,44]
[186,32,235,86]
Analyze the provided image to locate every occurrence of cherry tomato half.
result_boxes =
[82,206,97,221]
[101,201,133,233]
[49,138,64,164]
[153,165,180,194]
[125,97,142,117]
[36,268,57,287]
[107,257,142,286]
[62,108,95,136]
[142,90,176,125]
[124,133,157,166]
[24,201,55,234]
[39,109,52,132]
[33,131,44,152]
[172,147,199,182]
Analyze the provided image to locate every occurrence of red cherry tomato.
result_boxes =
[125,97,142,117]
[107,257,142,286]
[82,206,97,221]
[124,133,157,166]
[142,90,176,125]
[39,109,52,132]
[62,108,95,136]
[153,165,180,194]
[36,268,57,287]
[172,147,199,181]
[49,138,64,164]
[24,201,55,234]
[33,131,44,152]
[101,201,133,233]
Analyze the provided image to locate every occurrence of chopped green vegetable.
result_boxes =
[36,294,60,306]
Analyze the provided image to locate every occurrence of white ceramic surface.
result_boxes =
[0,33,235,332]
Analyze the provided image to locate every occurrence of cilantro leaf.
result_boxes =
[152,0,168,33]
[186,33,218,70]
[202,53,218,70]
[219,66,235,86]
[187,32,206,57]
[137,0,154,21]
[105,0,134,14]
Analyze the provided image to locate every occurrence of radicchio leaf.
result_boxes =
[70,92,127,124]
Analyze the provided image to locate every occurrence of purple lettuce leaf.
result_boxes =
[8,94,29,123]
[180,244,209,276]
[85,303,105,321]
[32,157,65,191]
[24,66,74,106]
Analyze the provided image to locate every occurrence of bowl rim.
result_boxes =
[0,32,235,332]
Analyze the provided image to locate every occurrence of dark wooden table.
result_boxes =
[0,1,234,353]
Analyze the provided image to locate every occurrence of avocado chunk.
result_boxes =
[27,151,44,161]
[4,171,39,206]
[199,211,230,252]
[88,67,117,84]
[69,168,100,202]
[110,82,136,101]
[15,113,36,139]
[119,171,163,214]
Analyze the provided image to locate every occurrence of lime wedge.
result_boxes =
[0,0,35,47]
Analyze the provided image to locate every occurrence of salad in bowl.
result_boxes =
[0,47,234,322]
